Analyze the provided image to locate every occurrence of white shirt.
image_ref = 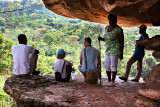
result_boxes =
[11,44,35,75]
[54,59,69,78]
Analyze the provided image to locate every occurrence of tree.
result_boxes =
[43,32,58,45]
[1,27,5,33]
[0,0,42,14]
[0,34,13,74]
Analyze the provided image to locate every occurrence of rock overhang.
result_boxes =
[42,0,160,27]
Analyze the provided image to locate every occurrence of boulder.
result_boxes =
[138,64,160,101]
[137,35,160,102]
[143,64,160,87]
[42,0,160,27]
[139,89,160,102]
[4,75,160,107]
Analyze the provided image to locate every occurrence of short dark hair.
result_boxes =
[18,34,27,44]
[84,37,91,44]
[108,14,117,23]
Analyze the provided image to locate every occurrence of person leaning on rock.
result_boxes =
[11,34,40,77]
[119,24,149,82]
[78,37,100,84]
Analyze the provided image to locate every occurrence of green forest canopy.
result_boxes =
[0,1,159,76]
[0,1,160,106]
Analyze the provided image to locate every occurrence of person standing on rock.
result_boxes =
[78,37,101,84]
[11,34,40,76]
[98,14,124,86]
[119,24,149,82]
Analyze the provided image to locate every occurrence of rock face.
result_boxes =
[4,75,160,107]
[137,35,160,102]
[138,63,160,102]
[42,0,160,27]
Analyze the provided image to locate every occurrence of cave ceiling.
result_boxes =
[42,0,160,27]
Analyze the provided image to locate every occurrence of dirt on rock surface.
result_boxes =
[4,74,160,107]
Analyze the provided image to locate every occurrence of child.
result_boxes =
[54,49,73,81]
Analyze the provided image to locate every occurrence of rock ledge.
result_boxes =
[4,75,160,107]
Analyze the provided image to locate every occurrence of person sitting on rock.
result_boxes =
[11,34,40,76]
[54,49,73,82]
[119,25,149,82]
[78,37,100,84]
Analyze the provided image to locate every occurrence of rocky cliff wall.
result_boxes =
[137,35,160,102]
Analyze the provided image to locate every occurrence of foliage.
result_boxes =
[0,1,160,106]
[0,75,16,107]
[0,0,43,14]
[0,34,13,74]
[0,0,159,79]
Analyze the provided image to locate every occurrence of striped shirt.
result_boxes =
[81,46,99,72]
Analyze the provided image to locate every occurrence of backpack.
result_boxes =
[55,60,72,82]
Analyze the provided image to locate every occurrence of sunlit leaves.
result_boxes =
[0,75,16,107]
[36,2,42,5]
[0,35,13,74]
[0,0,43,14]
[0,34,4,44]
[10,4,13,9]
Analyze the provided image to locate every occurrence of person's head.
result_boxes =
[83,37,91,47]
[139,24,147,34]
[56,49,66,59]
[108,14,117,26]
[18,34,27,44]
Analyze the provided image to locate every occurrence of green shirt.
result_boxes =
[103,25,123,55]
